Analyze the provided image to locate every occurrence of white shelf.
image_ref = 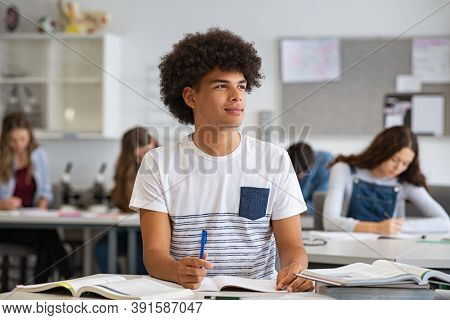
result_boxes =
[0,33,122,138]
[0,32,107,41]
[54,77,103,84]
[0,77,47,84]
[0,77,102,84]
[35,130,119,140]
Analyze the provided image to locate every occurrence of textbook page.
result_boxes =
[300,263,421,286]
[82,278,194,299]
[64,275,127,293]
[15,274,126,295]
[197,276,280,293]
[213,276,279,292]
[374,260,450,284]
[372,260,427,279]
[196,278,219,292]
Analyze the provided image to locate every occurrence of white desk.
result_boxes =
[0,290,330,300]
[304,231,450,269]
[0,210,140,275]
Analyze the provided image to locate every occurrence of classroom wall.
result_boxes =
[3,0,450,188]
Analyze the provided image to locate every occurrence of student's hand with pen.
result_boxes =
[175,252,214,289]
[276,262,314,292]
[376,218,404,235]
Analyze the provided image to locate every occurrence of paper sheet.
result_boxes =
[384,114,405,128]
[413,39,450,83]
[281,38,340,83]
[411,95,445,135]
[395,75,422,93]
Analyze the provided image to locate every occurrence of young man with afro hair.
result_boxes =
[130,28,312,292]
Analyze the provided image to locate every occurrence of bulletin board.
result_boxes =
[280,38,450,135]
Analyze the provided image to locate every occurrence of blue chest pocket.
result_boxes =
[238,187,270,220]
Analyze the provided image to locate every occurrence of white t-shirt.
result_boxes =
[130,133,306,279]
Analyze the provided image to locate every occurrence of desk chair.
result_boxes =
[0,244,35,292]
[428,186,450,214]
[312,191,326,230]
[406,185,450,217]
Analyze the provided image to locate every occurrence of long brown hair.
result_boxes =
[110,127,157,212]
[331,126,426,187]
[0,112,38,183]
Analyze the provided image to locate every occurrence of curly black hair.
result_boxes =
[287,142,315,175]
[159,28,263,125]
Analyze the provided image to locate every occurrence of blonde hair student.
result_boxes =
[0,112,72,283]
[323,125,449,235]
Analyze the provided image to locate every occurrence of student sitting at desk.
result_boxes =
[287,141,333,213]
[130,28,313,292]
[95,127,157,274]
[323,125,449,234]
[0,112,71,283]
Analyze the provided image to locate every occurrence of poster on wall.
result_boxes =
[412,38,450,83]
[280,38,341,83]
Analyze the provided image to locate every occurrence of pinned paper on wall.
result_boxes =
[395,75,422,93]
[411,95,445,136]
[412,39,450,83]
[280,38,341,83]
[385,113,405,128]
[383,95,412,129]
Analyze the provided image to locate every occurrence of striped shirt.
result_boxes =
[130,133,306,279]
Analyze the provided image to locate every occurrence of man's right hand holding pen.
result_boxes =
[175,252,213,289]
[175,230,213,289]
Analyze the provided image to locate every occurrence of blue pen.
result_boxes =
[200,230,208,259]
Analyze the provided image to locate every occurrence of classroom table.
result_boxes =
[303,231,450,269]
[0,290,331,300]
[0,209,315,279]
[0,209,140,275]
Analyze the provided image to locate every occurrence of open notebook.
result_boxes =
[13,275,194,300]
[197,276,282,293]
[296,260,450,287]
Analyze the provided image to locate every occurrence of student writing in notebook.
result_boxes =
[0,112,72,283]
[323,125,449,234]
[130,28,313,292]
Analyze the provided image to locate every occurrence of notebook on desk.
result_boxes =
[13,275,193,300]
[197,276,282,293]
[296,260,450,287]
[14,274,283,299]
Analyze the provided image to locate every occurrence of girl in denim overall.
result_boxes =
[325,125,449,235]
